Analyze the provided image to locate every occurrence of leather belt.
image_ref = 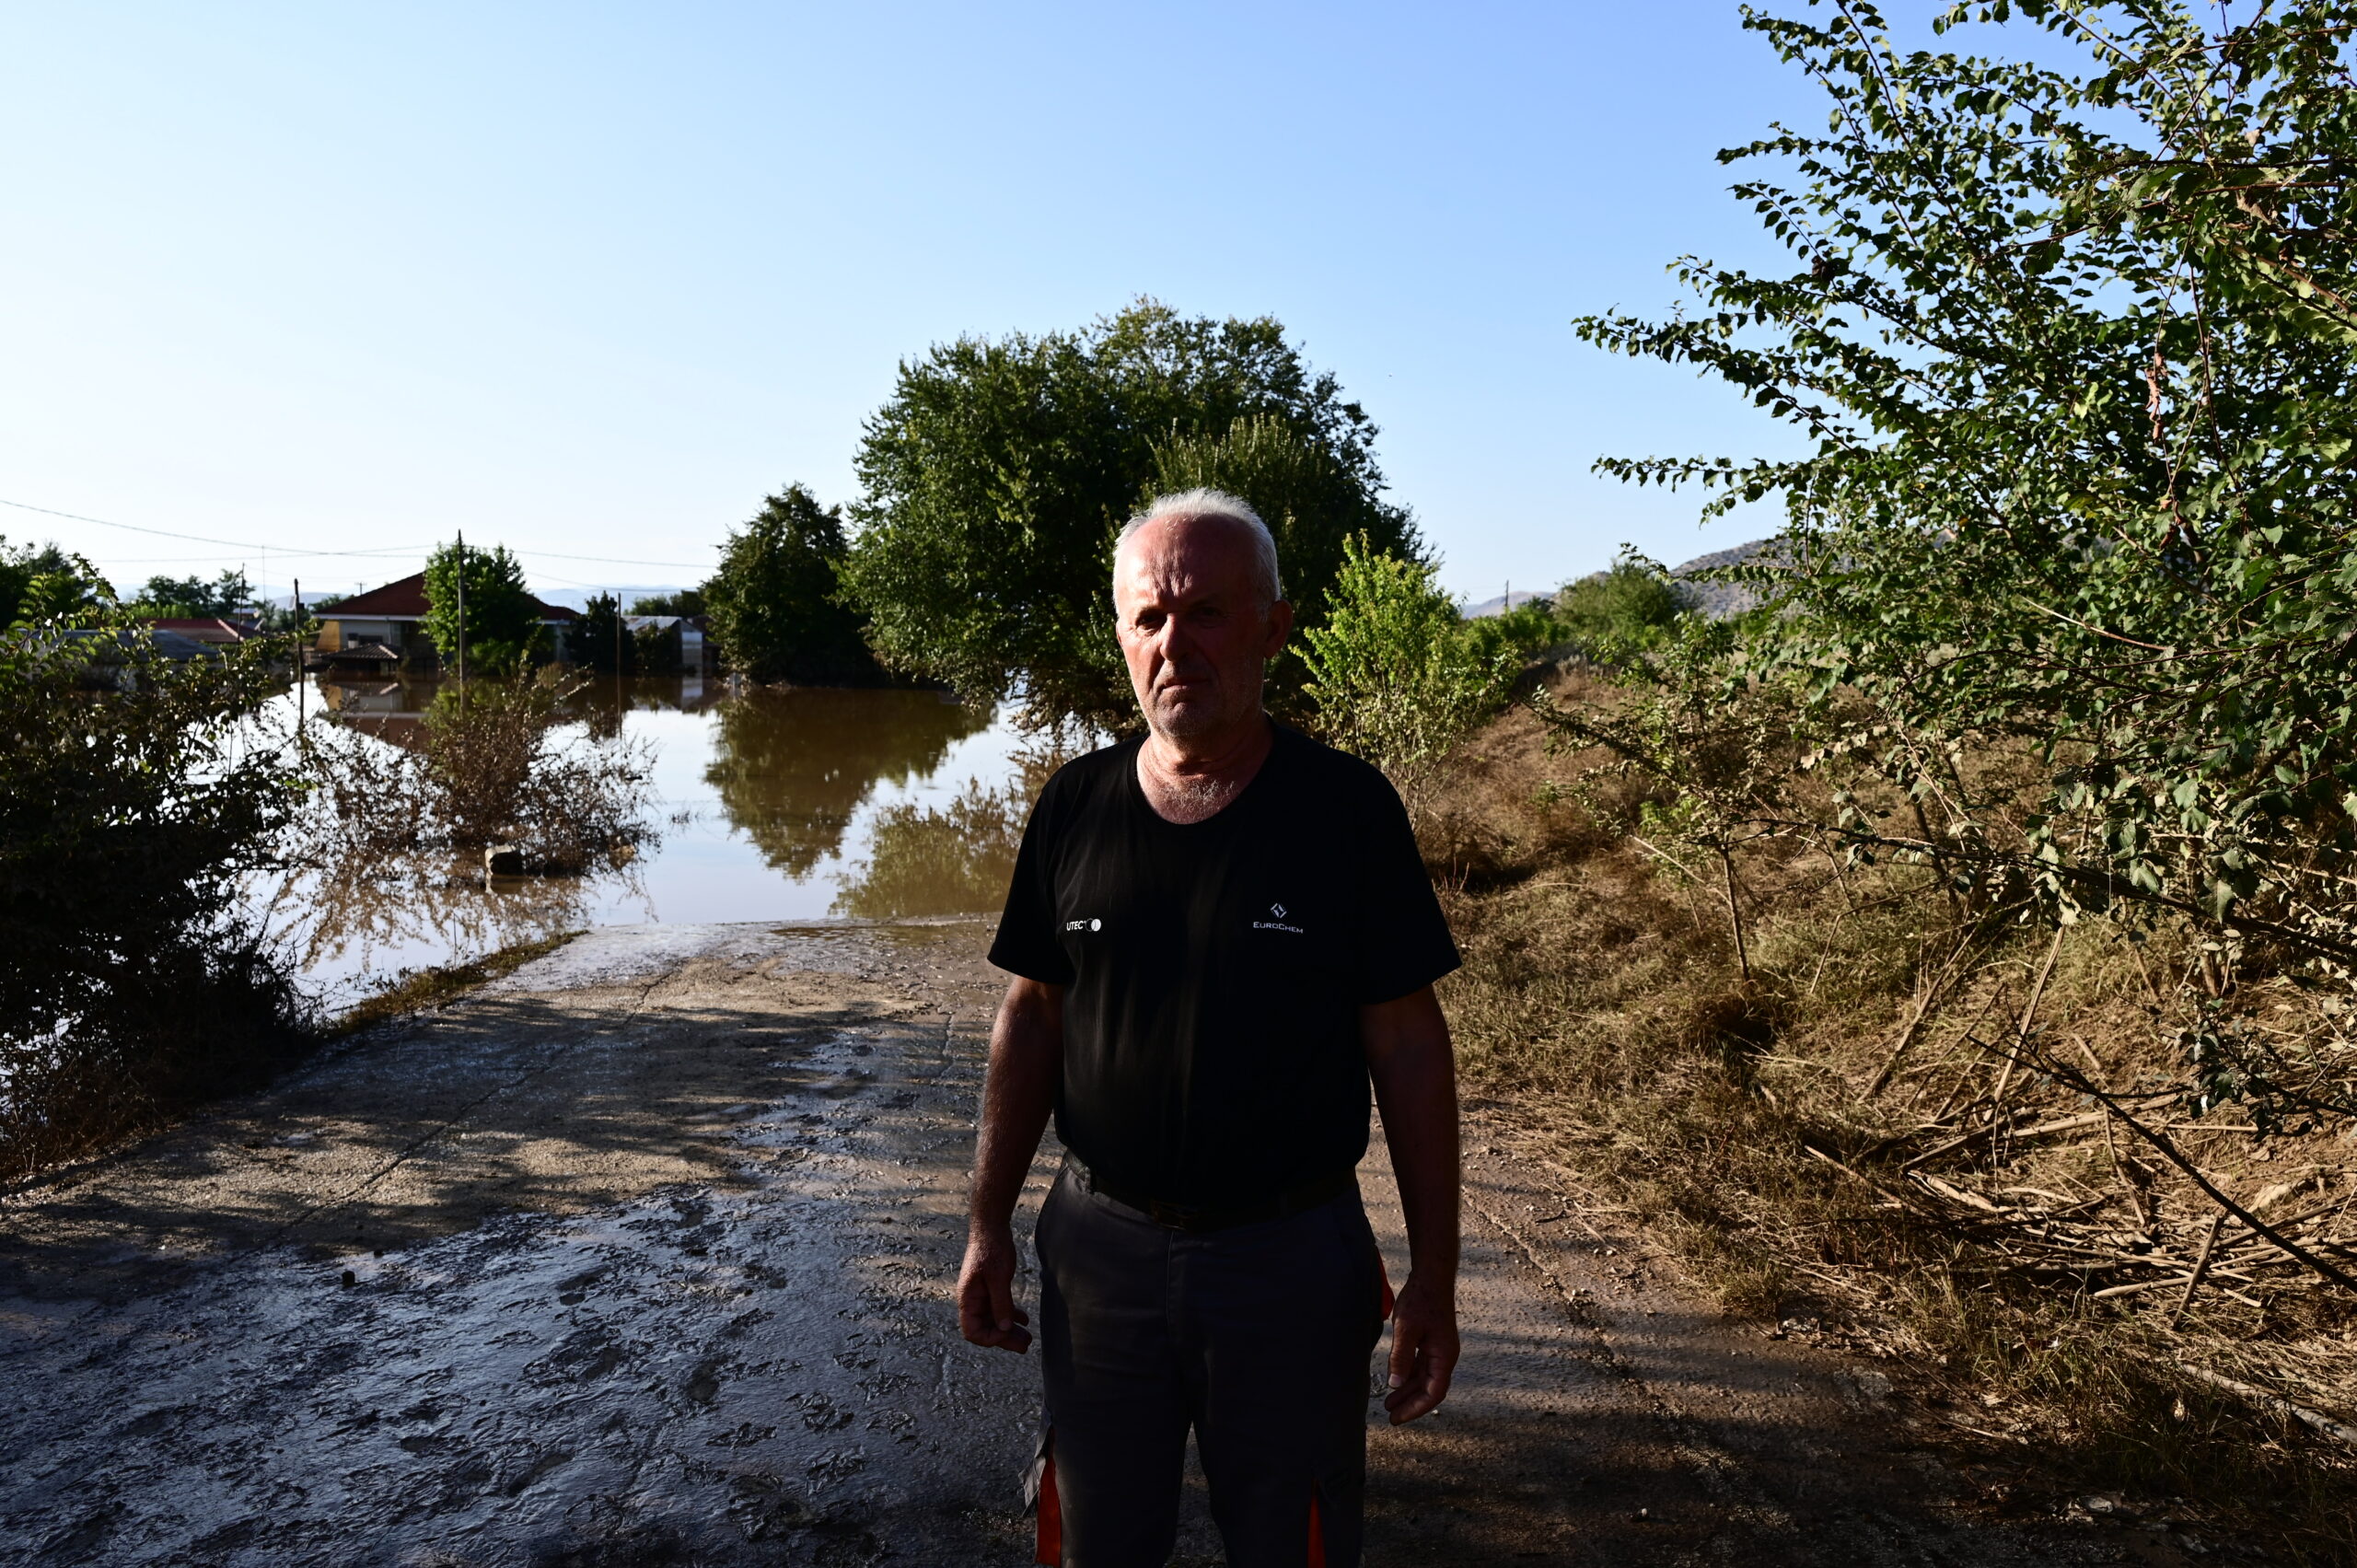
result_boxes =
[1067,1158,1357,1234]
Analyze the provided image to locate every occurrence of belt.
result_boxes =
[1067,1159,1357,1234]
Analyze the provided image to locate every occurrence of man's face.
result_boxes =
[1112,515,1294,743]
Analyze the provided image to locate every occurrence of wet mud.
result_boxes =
[2,922,2143,1566]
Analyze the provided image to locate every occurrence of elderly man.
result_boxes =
[957,488,1461,1567]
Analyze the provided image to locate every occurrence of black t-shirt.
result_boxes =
[988,723,1460,1210]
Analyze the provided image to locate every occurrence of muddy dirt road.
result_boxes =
[2,922,2142,1566]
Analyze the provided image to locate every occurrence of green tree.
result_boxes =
[1585,0,2357,943]
[137,568,256,619]
[1578,1,2357,1127]
[0,629,307,1174]
[630,587,706,616]
[421,540,541,677]
[573,592,639,678]
[1,539,111,625]
[841,299,1410,729]
[1550,553,1683,658]
[703,484,879,684]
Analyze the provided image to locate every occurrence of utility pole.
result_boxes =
[455,531,467,717]
[294,578,305,731]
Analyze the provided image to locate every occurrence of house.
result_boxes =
[621,614,709,673]
[312,573,581,670]
[55,627,218,688]
[144,616,261,647]
[60,627,216,661]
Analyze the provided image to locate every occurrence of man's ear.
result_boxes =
[1263,598,1295,656]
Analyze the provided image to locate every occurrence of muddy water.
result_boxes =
[255,678,1033,1005]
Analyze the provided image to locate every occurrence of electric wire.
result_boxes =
[1,496,716,572]
[0,495,427,558]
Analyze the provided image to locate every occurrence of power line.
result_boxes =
[515,548,715,569]
[521,566,695,592]
[0,495,714,571]
[0,495,427,558]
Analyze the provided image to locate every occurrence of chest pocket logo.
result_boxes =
[1251,901,1305,935]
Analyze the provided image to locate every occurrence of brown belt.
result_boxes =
[1067,1159,1357,1234]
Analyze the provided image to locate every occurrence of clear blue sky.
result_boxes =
[0,1,1827,606]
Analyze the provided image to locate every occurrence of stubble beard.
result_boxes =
[1144,670,1261,747]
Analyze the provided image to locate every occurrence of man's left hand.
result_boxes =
[1382,1271,1457,1423]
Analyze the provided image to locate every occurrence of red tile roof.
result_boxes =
[320,573,430,617]
[145,617,260,644]
[319,571,577,621]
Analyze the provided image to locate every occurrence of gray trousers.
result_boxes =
[1032,1163,1388,1568]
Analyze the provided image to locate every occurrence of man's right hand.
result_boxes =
[957,1226,1033,1353]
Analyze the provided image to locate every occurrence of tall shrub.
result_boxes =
[0,628,308,1174]
[1302,536,1512,803]
[1578,1,2357,1124]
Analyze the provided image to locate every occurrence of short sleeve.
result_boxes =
[1349,772,1461,1005]
[989,784,1077,985]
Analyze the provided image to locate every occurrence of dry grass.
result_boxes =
[1425,695,2357,1563]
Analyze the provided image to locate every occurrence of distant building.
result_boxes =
[311,573,581,670]
[621,614,710,673]
[144,616,260,647]
[54,627,218,688]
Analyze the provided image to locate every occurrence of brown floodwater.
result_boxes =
[253,676,1038,1005]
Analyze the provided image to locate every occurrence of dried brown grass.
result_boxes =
[1424,695,2357,1562]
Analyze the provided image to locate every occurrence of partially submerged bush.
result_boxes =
[303,671,655,876]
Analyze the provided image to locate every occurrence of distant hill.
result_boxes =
[1666,539,1781,620]
[1460,588,1549,619]
[528,587,692,613]
[1464,540,1782,623]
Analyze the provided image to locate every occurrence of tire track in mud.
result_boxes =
[1461,1174,1804,1544]
[230,968,679,1263]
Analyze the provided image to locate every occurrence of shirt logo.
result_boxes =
[1252,901,1304,935]
[1064,918,1102,932]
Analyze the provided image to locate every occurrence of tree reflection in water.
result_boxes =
[268,852,634,993]
[831,735,1089,918]
[703,688,989,876]
[252,678,1073,1001]
[831,782,1028,918]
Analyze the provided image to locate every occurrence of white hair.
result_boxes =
[1113,488,1284,607]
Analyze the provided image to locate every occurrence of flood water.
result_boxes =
[251,675,1040,1006]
